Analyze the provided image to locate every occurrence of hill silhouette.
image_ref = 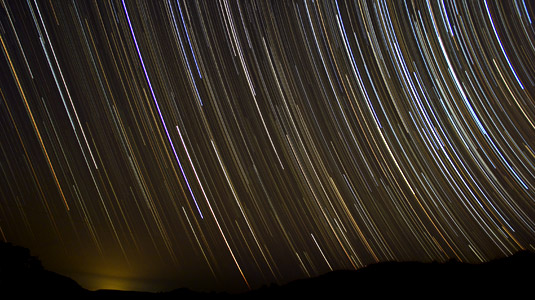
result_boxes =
[1,241,533,299]
[0,242,87,298]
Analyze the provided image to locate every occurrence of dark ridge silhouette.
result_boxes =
[0,242,88,298]
[1,241,533,299]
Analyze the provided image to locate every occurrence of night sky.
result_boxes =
[1,0,535,293]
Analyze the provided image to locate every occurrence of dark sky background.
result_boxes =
[1,0,534,293]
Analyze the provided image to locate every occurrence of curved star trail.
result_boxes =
[1,0,534,293]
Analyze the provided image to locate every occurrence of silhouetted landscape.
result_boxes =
[1,241,533,299]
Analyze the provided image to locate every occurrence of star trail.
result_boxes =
[1,0,534,293]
